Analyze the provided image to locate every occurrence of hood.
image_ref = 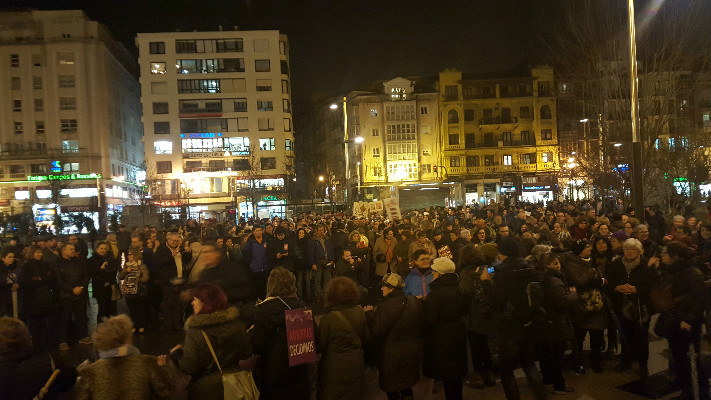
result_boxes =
[255,296,305,325]
[429,272,459,288]
[410,266,433,277]
[184,306,240,330]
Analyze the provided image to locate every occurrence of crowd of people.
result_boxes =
[0,200,710,400]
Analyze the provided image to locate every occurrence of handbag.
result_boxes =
[201,330,259,400]
[577,288,604,314]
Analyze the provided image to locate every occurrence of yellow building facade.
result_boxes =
[438,67,560,204]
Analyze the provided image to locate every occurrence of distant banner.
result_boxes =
[285,308,317,366]
[352,201,385,217]
[382,197,402,220]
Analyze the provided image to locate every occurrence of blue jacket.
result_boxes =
[307,236,335,267]
[404,267,434,298]
[243,235,271,273]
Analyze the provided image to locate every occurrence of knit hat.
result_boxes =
[431,257,456,275]
[567,239,589,255]
[380,273,405,289]
[498,237,523,258]
[460,229,471,239]
[611,230,629,242]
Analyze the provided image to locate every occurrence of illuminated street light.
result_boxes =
[329,104,338,110]
[353,136,364,144]
[614,143,623,147]
[318,175,324,182]
[579,118,589,123]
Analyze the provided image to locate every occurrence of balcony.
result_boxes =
[502,140,537,147]
[479,116,518,125]
[0,148,84,160]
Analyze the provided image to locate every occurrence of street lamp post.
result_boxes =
[628,0,645,219]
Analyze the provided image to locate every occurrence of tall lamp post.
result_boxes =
[628,0,644,219]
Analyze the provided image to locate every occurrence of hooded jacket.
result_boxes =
[403,267,434,298]
[174,307,252,400]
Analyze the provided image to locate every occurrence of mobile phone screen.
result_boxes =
[487,266,495,274]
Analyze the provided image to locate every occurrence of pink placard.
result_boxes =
[285,308,317,366]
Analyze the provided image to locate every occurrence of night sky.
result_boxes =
[3,0,709,102]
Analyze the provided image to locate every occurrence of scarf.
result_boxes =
[98,344,140,359]
[621,256,640,275]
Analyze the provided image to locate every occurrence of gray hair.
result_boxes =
[622,238,643,252]
[632,224,649,235]
[672,215,685,222]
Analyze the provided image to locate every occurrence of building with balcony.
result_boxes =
[349,78,443,208]
[0,10,143,231]
[438,66,560,205]
[136,29,294,219]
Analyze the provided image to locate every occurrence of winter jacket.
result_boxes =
[268,236,296,271]
[307,236,335,268]
[373,237,395,276]
[0,350,75,400]
[116,230,132,250]
[458,264,494,335]
[76,350,172,400]
[331,230,350,259]
[403,267,434,298]
[669,261,707,324]
[563,253,607,330]
[52,256,89,300]
[317,304,368,400]
[197,262,255,304]
[117,261,150,297]
[88,253,119,299]
[174,307,252,400]
[334,258,360,284]
[542,268,578,341]
[153,245,190,283]
[492,255,542,339]
[0,261,19,310]
[366,289,423,392]
[23,259,57,315]
[251,296,311,400]
[422,273,468,381]
[392,239,412,278]
[243,235,271,273]
[606,256,656,321]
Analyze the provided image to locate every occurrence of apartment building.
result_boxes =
[136,29,293,219]
[0,10,143,231]
[439,66,560,205]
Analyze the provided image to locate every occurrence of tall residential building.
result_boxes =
[136,30,294,220]
[0,9,143,231]
[438,66,560,205]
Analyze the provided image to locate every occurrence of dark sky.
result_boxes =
[5,0,542,102]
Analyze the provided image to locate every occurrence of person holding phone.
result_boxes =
[89,241,120,322]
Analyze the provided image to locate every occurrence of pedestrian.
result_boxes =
[117,249,150,333]
[22,245,57,350]
[77,314,173,400]
[317,277,368,400]
[52,243,92,350]
[116,225,132,264]
[154,232,190,332]
[308,224,335,297]
[244,226,272,299]
[364,273,423,400]
[88,241,120,322]
[169,284,252,400]
[0,248,20,318]
[422,257,468,400]
[373,228,396,279]
[251,268,311,400]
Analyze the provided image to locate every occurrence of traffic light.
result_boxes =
[433,166,438,173]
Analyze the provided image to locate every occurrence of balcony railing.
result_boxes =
[479,116,518,125]
[0,148,83,159]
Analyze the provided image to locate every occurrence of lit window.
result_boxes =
[372,147,380,157]
[62,162,80,172]
[391,87,406,100]
[259,138,275,150]
[154,141,173,154]
[151,62,167,74]
[370,109,378,117]
[541,152,550,163]
[503,155,513,165]
[285,139,292,151]
[62,140,79,153]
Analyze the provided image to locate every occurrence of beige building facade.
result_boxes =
[0,10,143,231]
[136,29,294,219]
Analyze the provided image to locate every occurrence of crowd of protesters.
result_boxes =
[0,199,710,400]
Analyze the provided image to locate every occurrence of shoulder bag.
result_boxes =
[201,330,259,400]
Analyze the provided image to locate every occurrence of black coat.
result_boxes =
[542,268,577,341]
[88,253,119,299]
[563,253,607,330]
[458,264,495,335]
[366,289,423,392]
[606,256,656,321]
[317,304,368,400]
[23,259,57,315]
[197,262,254,304]
[422,273,468,380]
[331,230,350,258]
[0,350,75,400]
[153,245,191,283]
[669,261,707,323]
[267,237,296,272]
[251,296,310,400]
[51,256,89,300]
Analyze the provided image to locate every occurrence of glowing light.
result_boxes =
[353,136,364,144]
[580,118,589,123]
[318,176,324,182]
[329,104,338,110]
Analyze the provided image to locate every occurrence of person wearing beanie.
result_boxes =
[364,273,423,399]
[610,230,629,257]
[563,239,607,374]
[422,257,468,400]
[491,237,548,400]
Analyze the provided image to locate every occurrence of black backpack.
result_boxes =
[504,266,550,329]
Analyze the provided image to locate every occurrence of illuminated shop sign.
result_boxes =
[523,185,553,191]
[180,133,223,139]
[27,173,101,182]
[51,161,62,172]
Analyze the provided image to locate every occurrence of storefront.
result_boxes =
[238,195,288,219]
[521,184,556,204]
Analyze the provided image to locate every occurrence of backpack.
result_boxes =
[649,274,675,313]
[504,266,550,329]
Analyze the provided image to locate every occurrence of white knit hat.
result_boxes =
[431,257,455,275]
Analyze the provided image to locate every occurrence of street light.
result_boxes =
[329,104,338,110]
[318,175,324,182]
[353,136,364,144]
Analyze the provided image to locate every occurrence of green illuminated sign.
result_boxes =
[261,195,279,201]
[27,173,102,182]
